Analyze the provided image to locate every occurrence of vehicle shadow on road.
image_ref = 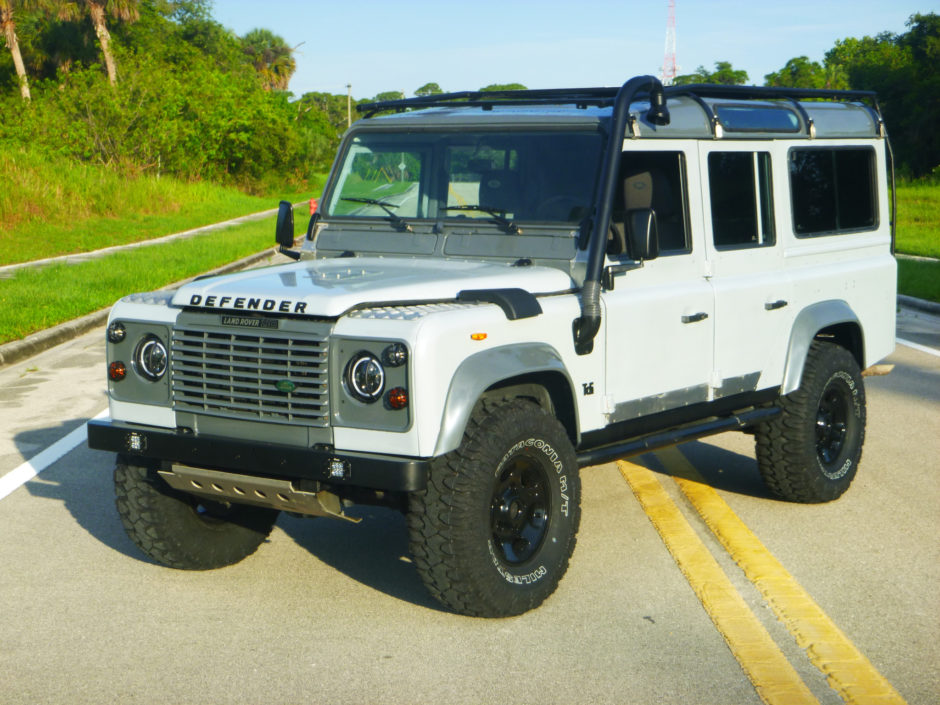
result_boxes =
[644,439,777,500]
[16,420,160,563]
[276,507,445,612]
[15,420,444,605]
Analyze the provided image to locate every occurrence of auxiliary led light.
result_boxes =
[125,432,146,452]
[328,458,350,479]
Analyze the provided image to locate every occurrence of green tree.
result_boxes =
[764,56,828,88]
[0,0,35,99]
[415,81,442,96]
[479,82,526,91]
[674,61,748,86]
[296,90,355,162]
[56,0,141,85]
[824,34,906,91]
[240,27,295,91]
[373,90,404,102]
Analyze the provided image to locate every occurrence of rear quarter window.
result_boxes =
[789,147,877,236]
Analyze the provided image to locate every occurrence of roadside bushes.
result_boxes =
[0,51,310,189]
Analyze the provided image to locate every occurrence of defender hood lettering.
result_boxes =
[172,258,574,317]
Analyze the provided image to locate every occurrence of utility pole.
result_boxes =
[346,84,352,127]
[660,0,679,86]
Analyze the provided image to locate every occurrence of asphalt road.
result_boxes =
[0,307,937,704]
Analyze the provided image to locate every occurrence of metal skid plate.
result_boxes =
[159,465,360,522]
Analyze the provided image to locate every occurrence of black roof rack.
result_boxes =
[356,83,879,118]
[356,87,618,117]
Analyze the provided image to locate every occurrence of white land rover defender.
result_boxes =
[88,77,897,617]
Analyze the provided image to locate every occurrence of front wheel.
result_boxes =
[408,399,581,617]
[114,458,279,569]
[755,341,866,503]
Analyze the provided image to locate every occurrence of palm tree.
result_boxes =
[241,28,296,91]
[0,0,39,99]
[56,0,139,85]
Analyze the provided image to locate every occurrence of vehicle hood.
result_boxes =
[171,257,574,318]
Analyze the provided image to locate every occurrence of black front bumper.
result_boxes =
[87,419,429,492]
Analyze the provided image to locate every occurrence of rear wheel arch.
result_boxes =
[815,322,864,370]
[782,301,865,395]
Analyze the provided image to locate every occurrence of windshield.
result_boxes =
[324,130,604,226]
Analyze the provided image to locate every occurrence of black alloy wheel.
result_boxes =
[491,456,551,564]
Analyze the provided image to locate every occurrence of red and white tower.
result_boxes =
[660,0,679,86]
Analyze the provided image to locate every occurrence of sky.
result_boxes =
[211,0,932,100]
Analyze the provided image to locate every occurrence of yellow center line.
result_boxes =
[617,459,820,705]
[655,445,907,705]
[447,183,468,207]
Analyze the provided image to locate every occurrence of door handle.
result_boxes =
[681,312,709,324]
[764,300,788,311]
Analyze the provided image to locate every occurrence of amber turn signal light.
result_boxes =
[386,387,408,409]
[108,361,127,381]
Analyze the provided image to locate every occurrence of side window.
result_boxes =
[615,151,690,255]
[789,148,876,236]
[707,151,775,249]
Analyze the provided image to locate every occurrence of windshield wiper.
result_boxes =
[340,197,413,233]
[442,205,523,234]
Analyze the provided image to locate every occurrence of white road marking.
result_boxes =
[0,409,109,501]
[896,337,940,358]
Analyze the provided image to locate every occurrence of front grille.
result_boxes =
[170,324,329,427]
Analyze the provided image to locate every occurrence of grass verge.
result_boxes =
[895,181,940,258]
[897,258,940,304]
[0,218,276,345]
[0,144,324,266]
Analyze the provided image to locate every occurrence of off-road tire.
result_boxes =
[114,457,279,569]
[407,399,581,617]
[755,341,866,503]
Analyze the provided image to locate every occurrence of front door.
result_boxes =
[602,146,714,423]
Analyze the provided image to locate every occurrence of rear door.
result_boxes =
[698,143,793,394]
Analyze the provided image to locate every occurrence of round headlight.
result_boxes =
[135,335,168,381]
[345,351,385,403]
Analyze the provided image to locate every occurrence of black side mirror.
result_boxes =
[276,200,295,248]
[625,208,659,261]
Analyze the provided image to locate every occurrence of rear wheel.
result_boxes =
[114,458,279,569]
[408,399,581,617]
[755,341,866,503]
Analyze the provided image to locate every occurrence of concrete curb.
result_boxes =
[0,201,307,279]
[895,253,939,264]
[0,246,282,368]
[898,294,940,316]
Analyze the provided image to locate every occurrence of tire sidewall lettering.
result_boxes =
[488,541,547,585]
[498,437,570,518]
[827,370,862,418]
[816,370,861,479]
